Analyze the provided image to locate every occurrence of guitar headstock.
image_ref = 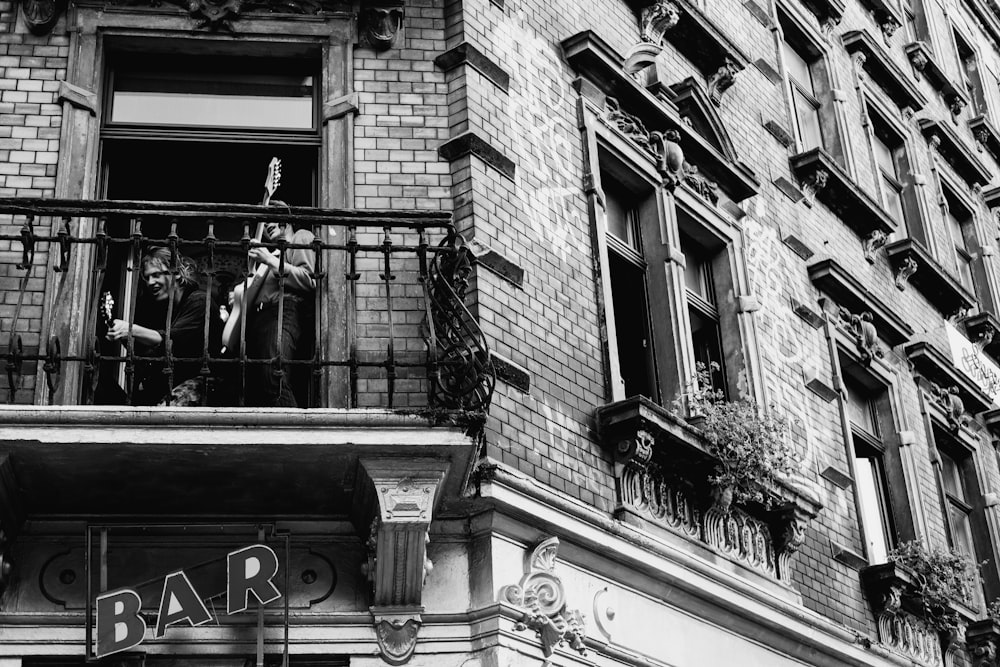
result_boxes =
[99,291,115,328]
[263,157,282,206]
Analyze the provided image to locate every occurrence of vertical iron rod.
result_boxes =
[381,226,396,408]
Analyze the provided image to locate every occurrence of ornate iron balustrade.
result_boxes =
[0,198,494,411]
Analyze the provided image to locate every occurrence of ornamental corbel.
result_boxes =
[840,308,883,365]
[769,494,820,584]
[358,458,449,665]
[863,229,888,264]
[967,619,1000,667]
[707,58,739,107]
[894,256,918,291]
[879,16,901,42]
[360,0,405,51]
[640,0,680,46]
[18,0,63,35]
[975,323,996,353]
[800,169,829,206]
[932,383,969,431]
[649,129,685,190]
[948,94,968,118]
[498,537,588,660]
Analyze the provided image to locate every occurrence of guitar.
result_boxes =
[220,157,282,354]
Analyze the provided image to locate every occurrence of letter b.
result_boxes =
[96,589,146,657]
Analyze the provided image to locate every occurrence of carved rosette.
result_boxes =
[360,2,404,50]
[895,256,918,291]
[358,459,449,666]
[932,383,969,430]
[640,0,680,46]
[499,537,587,659]
[707,58,739,107]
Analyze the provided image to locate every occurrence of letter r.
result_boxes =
[96,589,146,657]
[227,544,281,615]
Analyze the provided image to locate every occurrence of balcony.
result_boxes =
[0,197,494,411]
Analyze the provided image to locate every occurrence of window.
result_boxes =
[865,106,921,234]
[942,188,978,295]
[955,31,986,116]
[602,169,657,401]
[781,34,823,151]
[901,0,918,41]
[845,376,896,563]
[681,231,726,396]
[939,446,976,557]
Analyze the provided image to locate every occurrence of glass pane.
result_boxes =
[940,451,965,500]
[855,452,891,563]
[793,91,823,151]
[845,381,878,436]
[950,503,976,557]
[882,177,904,223]
[690,307,726,396]
[959,253,976,292]
[872,133,897,177]
[111,69,315,130]
[782,40,813,91]
[604,180,637,248]
[948,210,969,253]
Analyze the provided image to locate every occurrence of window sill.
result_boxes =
[969,114,1000,164]
[885,239,978,319]
[905,41,971,117]
[917,117,992,187]
[594,396,822,586]
[789,147,896,238]
[842,30,926,111]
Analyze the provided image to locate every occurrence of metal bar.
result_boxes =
[257,525,265,667]
[381,226,397,408]
[238,221,252,407]
[284,533,290,667]
[162,222,179,405]
[346,225,359,407]
[100,527,108,593]
[276,230,287,404]
[125,218,143,403]
[417,229,438,406]
[85,525,92,659]
[201,221,217,406]
[311,223,323,408]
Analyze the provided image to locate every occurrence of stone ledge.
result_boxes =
[438,132,516,181]
[434,42,510,92]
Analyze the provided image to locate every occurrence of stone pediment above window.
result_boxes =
[625,0,750,105]
[842,30,927,111]
[906,341,993,423]
[789,148,896,238]
[594,396,822,588]
[808,258,913,347]
[918,118,992,187]
[668,78,738,158]
[886,239,978,319]
[562,30,759,203]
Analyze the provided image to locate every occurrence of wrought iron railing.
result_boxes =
[0,198,494,411]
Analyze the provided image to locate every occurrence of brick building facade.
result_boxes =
[2,0,1000,664]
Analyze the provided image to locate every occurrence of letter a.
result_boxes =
[96,589,145,657]
[154,570,213,638]
[227,544,281,614]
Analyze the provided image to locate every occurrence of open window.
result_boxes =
[941,184,979,298]
[954,29,987,117]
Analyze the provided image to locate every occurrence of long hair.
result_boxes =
[141,247,197,290]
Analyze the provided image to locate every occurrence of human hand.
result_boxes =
[106,319,131,341]
[248,246,279,269]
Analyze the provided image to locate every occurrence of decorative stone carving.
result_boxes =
[967,620,1000,667]
[839,308,883,365]
[100,0,342,29]
[948,94,968,118]
[910,50,929,77]
[360,3,404,50]
[182,0,245,31]
[976,128,990,154]
[800,169,829,206]
[499,537,587,660]
[880,16,901,42]
[357,458,449,666]
[862,564,945,666]
[703,503,778,579]
[821,15,842,37]
[932,383,969,430]
[863,229,888,264]
[603,97,721,203]
[771,503,810,585]
[707,58,739,107]
[974,323,996,353]
[894,256,918,291]
[18,0,60,35]
[640,0,681,46]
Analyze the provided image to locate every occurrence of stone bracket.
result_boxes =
[58,81,98,116]
[359,0,405,51]
[358,458,449,665]
[323,92,360,123]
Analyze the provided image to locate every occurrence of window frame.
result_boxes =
[938,177,980,298]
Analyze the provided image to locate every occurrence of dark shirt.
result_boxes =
[133,285,221,404]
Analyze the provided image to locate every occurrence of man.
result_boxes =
[244,220,316,407]
[106,248,221,406]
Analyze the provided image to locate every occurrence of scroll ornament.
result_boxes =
[499,537,587,659]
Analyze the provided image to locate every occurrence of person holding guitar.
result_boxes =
[105,247,223,406]
[241,218,316,407]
